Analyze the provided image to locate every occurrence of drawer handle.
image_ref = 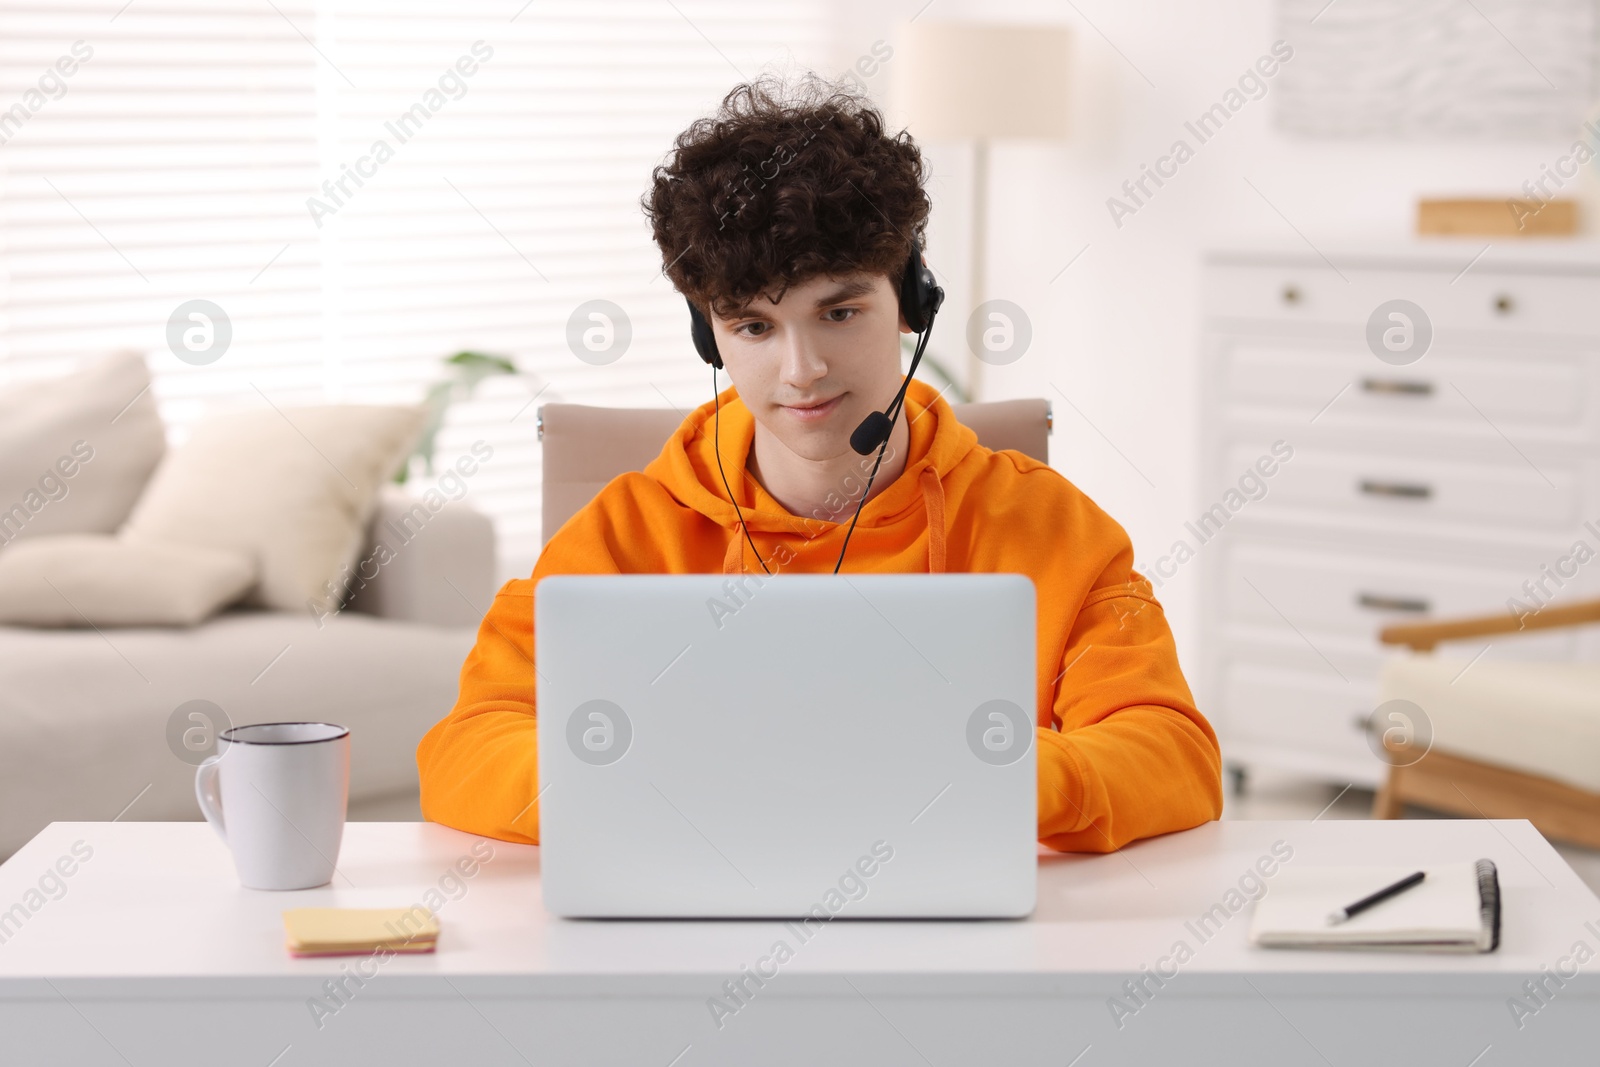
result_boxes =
[1493,293,1515,315]
[1360,377,1433,397]
[1357,592,1431,614]
[1281,284,1301,306]
[1359,479,1432,500]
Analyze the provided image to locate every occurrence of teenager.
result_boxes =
[417,76,1223,852]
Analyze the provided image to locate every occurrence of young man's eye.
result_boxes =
[733,321,770,338]
[825,307,859,323]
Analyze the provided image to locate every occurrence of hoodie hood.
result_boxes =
[642,377,980,573]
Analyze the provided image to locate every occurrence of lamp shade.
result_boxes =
[894,22,1071,141]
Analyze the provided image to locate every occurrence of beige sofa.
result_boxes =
[0,486,495,862]
[0,353,503,859]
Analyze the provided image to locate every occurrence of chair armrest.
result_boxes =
[1380,597,1600,651]
[344,486,498,628]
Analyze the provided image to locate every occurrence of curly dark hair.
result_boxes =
[642,73,931,319]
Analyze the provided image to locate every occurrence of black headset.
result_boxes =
[687,237,944,575]
[687,235,942,372]
[684,238,934,454]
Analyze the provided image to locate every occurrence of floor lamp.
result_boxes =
[897,23,1071,401]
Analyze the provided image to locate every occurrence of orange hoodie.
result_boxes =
[417,377,1223,852]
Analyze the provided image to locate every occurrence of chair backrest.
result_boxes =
[537,398,1052,544]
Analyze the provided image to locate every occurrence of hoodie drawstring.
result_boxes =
[722,464,948,574]
[919,465,946,574]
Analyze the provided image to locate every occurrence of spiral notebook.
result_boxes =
[1249,859,1500,953]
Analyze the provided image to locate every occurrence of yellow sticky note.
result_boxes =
[283,906,439,957]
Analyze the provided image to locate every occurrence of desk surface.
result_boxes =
[3,818,1597,980]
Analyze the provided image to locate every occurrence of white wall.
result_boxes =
[825,0,1597,665]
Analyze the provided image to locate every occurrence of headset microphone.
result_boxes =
[826,239,941,573]
[848,410,892,456]
[848,309,937,455]
[849,243,943,455]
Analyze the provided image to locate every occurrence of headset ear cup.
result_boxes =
[921,266,944,323]
[687,298,722,369]
[899,236,941,335]
[899,237,925,334]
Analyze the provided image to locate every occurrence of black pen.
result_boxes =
[1326,870,1426,925]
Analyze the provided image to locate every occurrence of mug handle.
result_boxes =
[195,755,227,843]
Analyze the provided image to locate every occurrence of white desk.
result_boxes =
[2,819,1597,1065]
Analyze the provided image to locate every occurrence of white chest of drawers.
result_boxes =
[1197,242,1600,790]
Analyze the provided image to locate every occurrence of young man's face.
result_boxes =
[710,270,912,462]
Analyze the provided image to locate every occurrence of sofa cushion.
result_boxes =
[122,405,424,612]
[0,352,165,547]
[1379,655,1600,793]
[0,534,255,627]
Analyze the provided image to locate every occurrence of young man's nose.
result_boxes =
[776,330,829,390]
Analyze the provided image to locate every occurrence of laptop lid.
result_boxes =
[535,573,1037,919]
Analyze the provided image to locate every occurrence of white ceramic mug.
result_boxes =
[195,722,350,890]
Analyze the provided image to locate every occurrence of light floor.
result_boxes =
[1223,767,1600,896]
[355,773,1600,897]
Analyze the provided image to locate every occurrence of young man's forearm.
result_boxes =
[417,700,542,844]
[1036,706,1223,852]
[1032,576,1224,852]
[416,580,545,844]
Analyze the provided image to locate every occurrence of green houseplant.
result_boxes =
[397,350,534,484]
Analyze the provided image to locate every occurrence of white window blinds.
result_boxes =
[0,0,831,578]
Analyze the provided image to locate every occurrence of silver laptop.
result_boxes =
[535,573,1037,919]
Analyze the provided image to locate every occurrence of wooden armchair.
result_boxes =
[1373,597,1600,848]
